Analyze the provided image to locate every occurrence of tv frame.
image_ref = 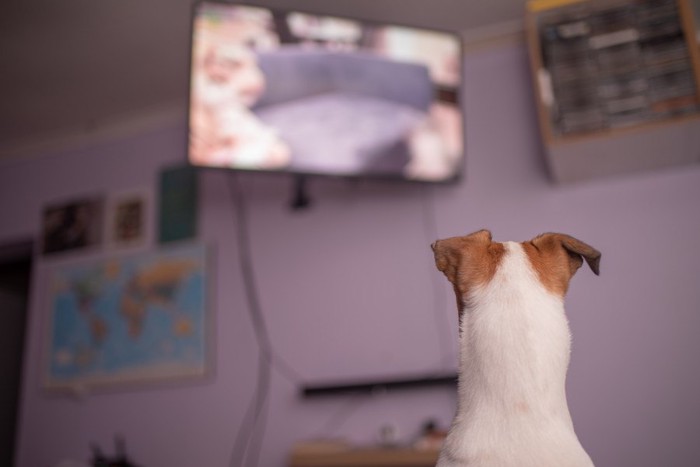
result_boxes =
[186,1,466,185]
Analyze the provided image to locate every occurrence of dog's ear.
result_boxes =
[526,233,600,296]
[561,234,601,276]
[431,229,503,312]
[431,229,492,282]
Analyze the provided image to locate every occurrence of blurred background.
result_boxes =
[1,1,700,466]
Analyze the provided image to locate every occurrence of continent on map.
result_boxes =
[120,260,199,338]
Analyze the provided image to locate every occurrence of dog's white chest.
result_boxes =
[437,242,594,467]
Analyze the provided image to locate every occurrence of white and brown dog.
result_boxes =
[431,230,599,467]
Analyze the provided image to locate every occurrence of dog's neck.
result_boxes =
[455,241,575,431]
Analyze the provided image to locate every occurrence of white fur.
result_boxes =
[437,242,594,467]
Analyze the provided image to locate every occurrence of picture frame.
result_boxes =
[41,196,104,256]
[106,188,151,249]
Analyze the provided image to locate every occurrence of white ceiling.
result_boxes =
[0,0,529,158]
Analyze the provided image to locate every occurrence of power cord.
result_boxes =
[225,175,454,465]
[311,393,367,439]
[226,173,303,467]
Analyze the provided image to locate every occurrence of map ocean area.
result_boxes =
[47,244,208,390]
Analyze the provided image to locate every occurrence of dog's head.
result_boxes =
[431,230,600,314]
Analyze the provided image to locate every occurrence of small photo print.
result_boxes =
[42,197,104,255]
[107,190,149,248]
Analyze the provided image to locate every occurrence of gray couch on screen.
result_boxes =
[252,47,434,176]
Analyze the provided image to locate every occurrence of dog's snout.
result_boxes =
[431,240,439,252]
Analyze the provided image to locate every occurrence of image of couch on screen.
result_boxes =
[253,46,436,176]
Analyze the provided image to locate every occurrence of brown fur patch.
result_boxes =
[515,401,531,414]
[432,229,505,314]
[522,233,601,297]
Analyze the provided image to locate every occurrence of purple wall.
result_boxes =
[2,43,700,467]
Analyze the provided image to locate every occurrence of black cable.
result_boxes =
[420,185,456,369]
[226,176,453,464]
[227,173,271,467]
[228,364,264,467]
[312,393,367,439]
[227,173,300,467]
[242,353,271,467]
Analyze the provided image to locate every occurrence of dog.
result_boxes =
[431,230,599,467]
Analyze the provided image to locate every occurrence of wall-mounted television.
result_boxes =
[188,2,464,183]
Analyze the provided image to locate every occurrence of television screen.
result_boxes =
[188,2,464,182]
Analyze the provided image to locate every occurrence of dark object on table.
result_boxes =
[90,436,141,467]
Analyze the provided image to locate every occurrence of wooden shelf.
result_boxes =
[547,111,700,146]
[526,0,700,182]
[289,447,440,467]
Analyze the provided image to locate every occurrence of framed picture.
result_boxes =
[45,243,209,392]
[106,189,150,249]
[41,196,104,255]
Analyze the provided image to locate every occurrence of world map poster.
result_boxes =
[46,243,208,391]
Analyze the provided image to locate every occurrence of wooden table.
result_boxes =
[289,446,440,467]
